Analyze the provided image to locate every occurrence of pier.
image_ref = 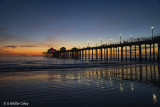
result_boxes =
[43,35,160,61]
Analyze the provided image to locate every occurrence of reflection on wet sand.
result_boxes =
[0,63,160,106]
[46,63,160,86]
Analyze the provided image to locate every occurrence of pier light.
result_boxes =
[151,26,154,29]
[130,35,132,42]
[110,38,111,44]
[119,33,122,44]
[151,26,154,39]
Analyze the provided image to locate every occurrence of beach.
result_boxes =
[0,56,160,106]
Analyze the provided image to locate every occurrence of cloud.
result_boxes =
[3,45,38,48]
[20,45,37,47]
[4,45,17,48]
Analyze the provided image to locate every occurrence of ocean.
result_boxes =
[0,56,160,107]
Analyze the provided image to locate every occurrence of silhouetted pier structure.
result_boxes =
[43,36,160,61]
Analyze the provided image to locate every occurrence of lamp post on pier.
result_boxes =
[151,26,154,39]
[151,26,155,60]
[120,33,122,44]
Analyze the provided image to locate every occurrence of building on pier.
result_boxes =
[42,47,56,57]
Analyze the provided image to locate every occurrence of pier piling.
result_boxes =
[158,42,160,61]
[121,46,123,61]
[145,44,147,61]
[130,46,132,61]
[135,45,136,60]
[139,45,142,61]
[101,48,102,60]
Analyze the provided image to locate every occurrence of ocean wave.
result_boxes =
[0,61,156,72]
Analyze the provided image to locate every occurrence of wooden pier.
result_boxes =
[43,36,160,61]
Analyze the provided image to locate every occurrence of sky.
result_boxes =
[0,0,160,56]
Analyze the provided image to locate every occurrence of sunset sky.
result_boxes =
[0,0,160,56]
